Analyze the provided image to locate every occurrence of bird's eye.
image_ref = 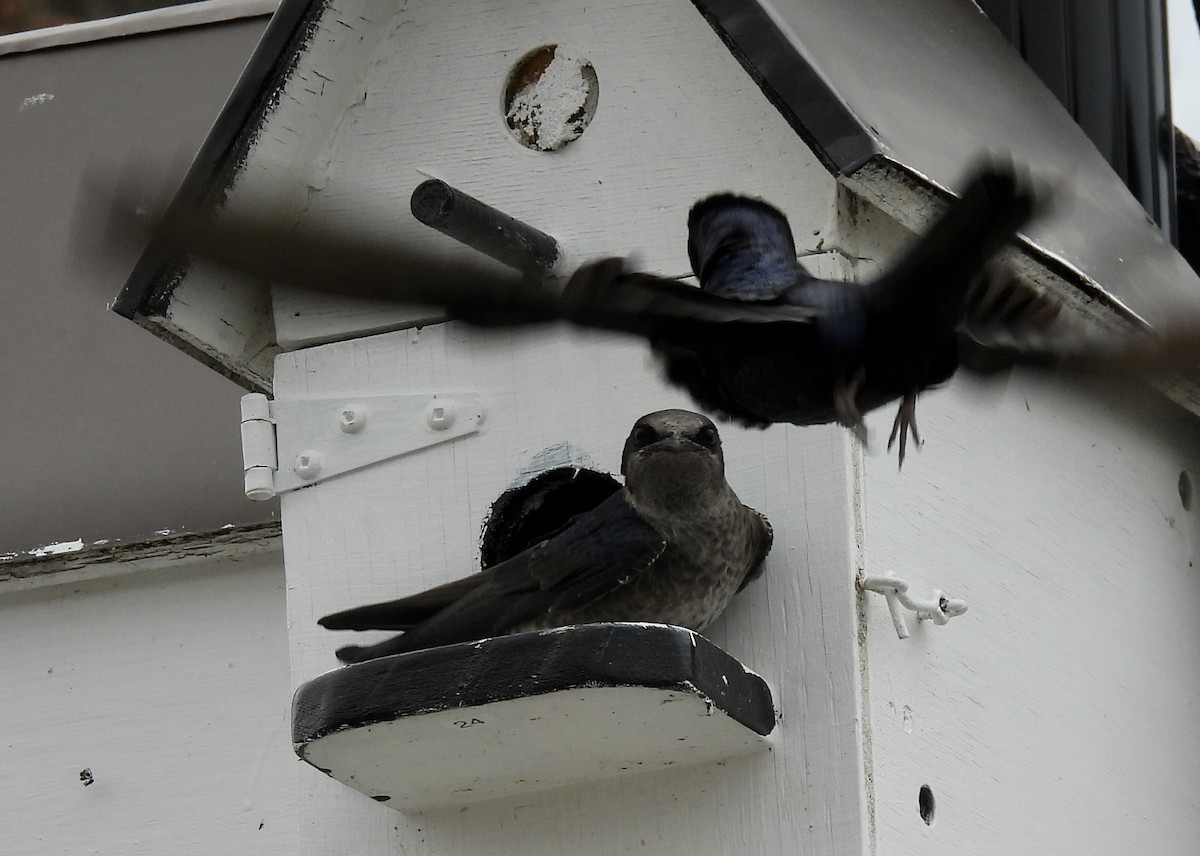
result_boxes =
[696,425,719,448]
[633,425,658,447]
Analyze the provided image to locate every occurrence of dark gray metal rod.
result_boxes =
[410,179,560,276]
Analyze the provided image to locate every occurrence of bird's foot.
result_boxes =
[887,392,922,468]
[834,370,869,446]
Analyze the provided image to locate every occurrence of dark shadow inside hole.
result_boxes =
[919,784,935,826]
[480,466,622,568]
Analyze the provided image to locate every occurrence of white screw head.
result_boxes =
[294,451,323,479]
[338,405,367,434]
[426,399,456,431]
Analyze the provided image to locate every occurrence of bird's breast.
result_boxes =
[518,495,758,633]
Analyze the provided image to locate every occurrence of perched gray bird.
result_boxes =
[319,410,772,663]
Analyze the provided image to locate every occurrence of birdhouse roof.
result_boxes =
[115,0,1200,393]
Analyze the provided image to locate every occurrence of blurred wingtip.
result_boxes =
[334,645,368,664]
[959,150,1067,229]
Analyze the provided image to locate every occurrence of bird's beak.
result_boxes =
[640,436,706,455]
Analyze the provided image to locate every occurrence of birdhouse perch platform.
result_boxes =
[291,623,776,810]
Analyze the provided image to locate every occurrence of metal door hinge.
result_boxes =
[239,392,485,499]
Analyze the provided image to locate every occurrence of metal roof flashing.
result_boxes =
[840,159,1148,327]
[692,0,1200,326]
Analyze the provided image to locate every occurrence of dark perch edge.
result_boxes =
[292,623,776,743]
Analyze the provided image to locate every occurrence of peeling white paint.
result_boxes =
[28,538,83,557]
[17,92,54,111]
[515,442,601,484]
[505,50,593,151]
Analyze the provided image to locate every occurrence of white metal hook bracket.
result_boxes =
[859,571,968,639]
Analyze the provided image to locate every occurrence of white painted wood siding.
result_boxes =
[864,374,1200,855]
[847,199,1200,855]
[0,548,296,855]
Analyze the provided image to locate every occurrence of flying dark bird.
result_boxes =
[102,162,1200,464]
[631,167,1039,461]
[319,410,772,663]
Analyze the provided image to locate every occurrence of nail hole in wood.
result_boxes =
[919,784,935,826]
[503,45,598,151]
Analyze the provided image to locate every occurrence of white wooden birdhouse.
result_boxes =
[112,1,1200,854]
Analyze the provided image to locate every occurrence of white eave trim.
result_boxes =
[0,522,282,594]
[0,0,278,58]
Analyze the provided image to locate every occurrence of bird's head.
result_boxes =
[621,409,727,509]
[686,193,798,299]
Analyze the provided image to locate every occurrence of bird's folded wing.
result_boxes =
[318,493,667,635]
[519,492,668,613]
[317,574,488,631]
[736,509,774,592]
